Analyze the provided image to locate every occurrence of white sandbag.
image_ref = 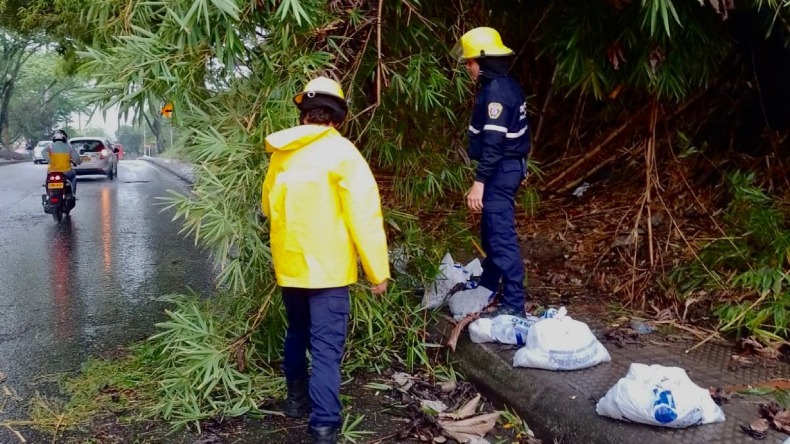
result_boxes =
[513,310,611,370]
[421,253,467,310]
[448,286,494,320]
[596,363,725,428]
[469,318,494,343]
[491,315,540,346]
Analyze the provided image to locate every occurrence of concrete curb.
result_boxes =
[432,316,675,444]
[141,156,195,184]
[0,159,29,167]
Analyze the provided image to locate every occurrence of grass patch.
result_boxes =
[668,171,790,343]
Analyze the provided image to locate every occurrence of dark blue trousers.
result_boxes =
[282,286,350,429]
[64,170,77,195]
[479,159,527,312]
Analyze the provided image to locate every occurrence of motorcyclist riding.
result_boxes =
[43,130,81,195]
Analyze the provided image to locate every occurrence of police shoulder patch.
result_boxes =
[487,102,503,119]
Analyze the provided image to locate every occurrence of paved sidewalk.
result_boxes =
[438,315,790,444]
[141,155,195,183]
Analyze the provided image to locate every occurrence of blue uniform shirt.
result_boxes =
[468,74,531,183]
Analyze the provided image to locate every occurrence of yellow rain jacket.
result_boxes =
[262,125,390,289]
[45,141,81,173]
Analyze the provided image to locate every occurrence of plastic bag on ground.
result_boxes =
[448,286,494,320]
[469,318,494,343]
[540,306,566,319]
[513,308,610,370]
[421,253,467,310]
[469,315,540,345]
[463,258,483,278]
[596,363,725,428]
[491,315,540,346]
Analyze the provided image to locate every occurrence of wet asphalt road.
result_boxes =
[0,161,214,427]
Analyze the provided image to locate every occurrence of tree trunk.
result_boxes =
[0,82,13,148]
[0,32,38,148]
[143,112,163,155]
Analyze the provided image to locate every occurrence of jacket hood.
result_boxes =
[265,125,338,153]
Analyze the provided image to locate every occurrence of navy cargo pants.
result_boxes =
[479,158,527,312]
[282,286,350,429]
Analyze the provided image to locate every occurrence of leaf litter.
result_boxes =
[367,372,541,443]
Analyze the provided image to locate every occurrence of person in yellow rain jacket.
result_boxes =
[43,130,82,195]
[261,76,390,444]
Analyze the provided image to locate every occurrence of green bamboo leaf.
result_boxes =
[209,0,240,19]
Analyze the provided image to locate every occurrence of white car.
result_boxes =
[70,137,119,180]
[32,140,52,164]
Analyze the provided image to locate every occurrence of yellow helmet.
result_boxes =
[293,76,346,106]
[453,27,513,61]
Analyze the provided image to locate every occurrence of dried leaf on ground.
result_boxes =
[421,400,449,414]
[751,418,770,433]
[440,394,481,420]
[740,420,768,440]
[772,410,790,434]
[603,328,643,348]
[728,354,754,371]
[392,372,414,392]
[439,381,457,393]
[438,411,501,443]
[709,387,733,405]
[737,337,781,360]
[758,402,782,420]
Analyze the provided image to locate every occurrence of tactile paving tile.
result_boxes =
[484,321,790,443]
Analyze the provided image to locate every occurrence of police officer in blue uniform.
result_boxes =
[455,27,531,317]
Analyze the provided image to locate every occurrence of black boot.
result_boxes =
[309,426,338,444]
[285,379,311,418]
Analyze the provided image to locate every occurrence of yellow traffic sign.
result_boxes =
[162,103,173,118]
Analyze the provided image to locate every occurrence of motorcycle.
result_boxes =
[41,171,76,223]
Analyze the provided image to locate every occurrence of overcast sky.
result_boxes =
[70,105,136,138]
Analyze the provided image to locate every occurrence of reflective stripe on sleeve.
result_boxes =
[505,124,529,139]
[483,124,508,133]
[482,124,529,139]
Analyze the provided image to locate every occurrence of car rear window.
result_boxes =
[36,141,50,148]
[71,140,107,153]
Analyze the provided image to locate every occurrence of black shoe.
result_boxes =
[310,426,338,444]
[285,379,311,418]
[482,306,527,319]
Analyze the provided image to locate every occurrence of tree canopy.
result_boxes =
[8,51,88,145]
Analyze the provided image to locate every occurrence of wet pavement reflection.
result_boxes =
[0,160,215,429]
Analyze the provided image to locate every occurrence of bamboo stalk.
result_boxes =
[376,0,383,105]
[3,424,26,443]
[51,414,64,444]
[543,104,650,191]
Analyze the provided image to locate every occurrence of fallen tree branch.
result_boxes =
[446,313,480,352]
